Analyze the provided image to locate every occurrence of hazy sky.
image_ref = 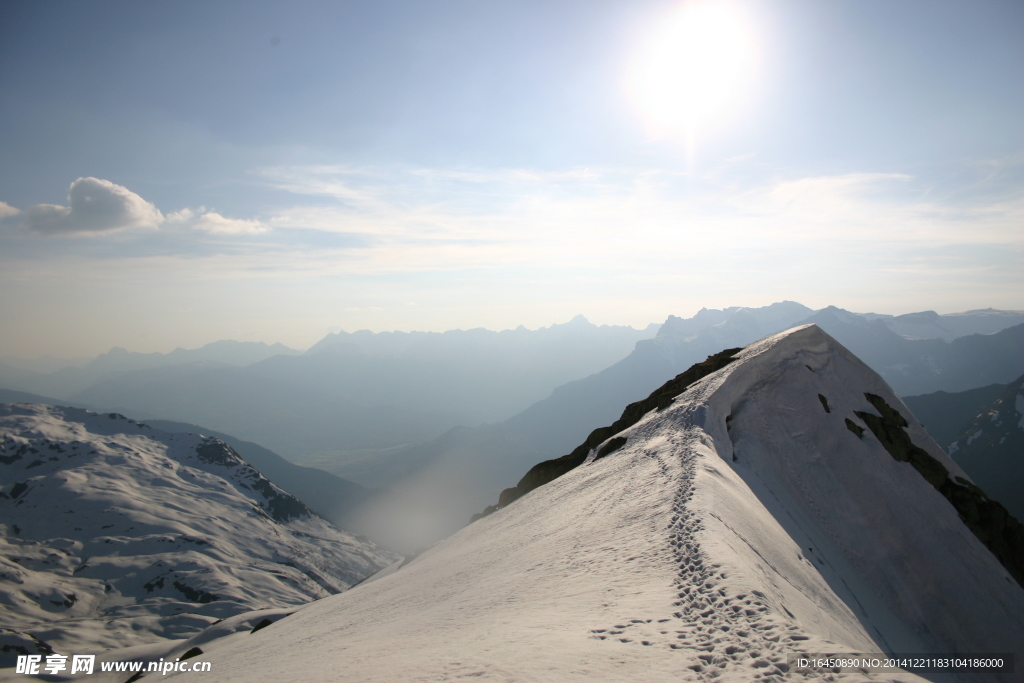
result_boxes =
[1,0,1022,357]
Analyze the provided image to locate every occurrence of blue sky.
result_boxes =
[1,0,1022,356]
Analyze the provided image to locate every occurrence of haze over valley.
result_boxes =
[2,0,1023,680]
[4,302,1024,555]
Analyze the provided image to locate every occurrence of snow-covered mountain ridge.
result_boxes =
[0,404,398,663]
[473,345,744,520]
[477,330,1024,589]
[165,325,1023,682]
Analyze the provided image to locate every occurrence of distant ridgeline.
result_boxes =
[471,347,743,521]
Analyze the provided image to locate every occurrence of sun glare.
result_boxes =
[629,2,753,140]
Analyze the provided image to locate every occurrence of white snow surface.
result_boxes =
[0,404,398,659]
[163,326,1023,681]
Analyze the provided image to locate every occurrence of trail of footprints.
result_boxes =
[589,444,819,680]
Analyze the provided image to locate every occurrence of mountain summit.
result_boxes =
[170,325,1023,682]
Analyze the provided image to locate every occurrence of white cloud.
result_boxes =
[191,211,267,235]
[245,163,1024,286]
[18,180,269,239]
[3,164,1020,351]
[166,205,267,233]
[0,201,19,220]
[23,177,163,235]
[164,207,197,223]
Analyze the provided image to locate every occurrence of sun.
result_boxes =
[629,2,753,139]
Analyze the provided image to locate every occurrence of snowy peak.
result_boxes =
[0,404,398,661]
[484,323,1024,590]
[501,323,1024,667]
[1,407,310,524]
[178,325,1022,682]
[674,325,1023,657]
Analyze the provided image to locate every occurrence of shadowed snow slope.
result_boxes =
[170,326,1022,683]
[946,373,1024,522]
[0,405,398,661]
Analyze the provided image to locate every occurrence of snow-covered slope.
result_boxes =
[0,404,398,662]
[165,325,1023,682]
[947,373,1024,521]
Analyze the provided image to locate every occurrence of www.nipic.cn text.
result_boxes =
[15,654,212,676]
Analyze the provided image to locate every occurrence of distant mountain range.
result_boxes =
[0,340,302,399]
[0,317,659,467]
[803,307,1024,396]
[3,304,1023,554]
[872,308,1024,341]
[341,304,1024,552]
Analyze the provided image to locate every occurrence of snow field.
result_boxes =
[0,404,397,659]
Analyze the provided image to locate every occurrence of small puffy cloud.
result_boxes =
[164,206,266,234]
[0,201,19,220]
[164,207,196,223]
[191,211,267,235]
[24,177,163,235]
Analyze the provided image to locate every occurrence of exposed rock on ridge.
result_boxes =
[472,347,743,521]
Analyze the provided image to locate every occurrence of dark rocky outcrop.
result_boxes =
[471,347,742,522]
[856,394,948,488]
[855,393,1024,587]
[595,436,627,460]
[249,478,309,523]
[250,618,275,633]
[9,481,29,500]
[196,438,310,523]
[0,629,54,668]
[195,439,243,467]
[173,581,219,604]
